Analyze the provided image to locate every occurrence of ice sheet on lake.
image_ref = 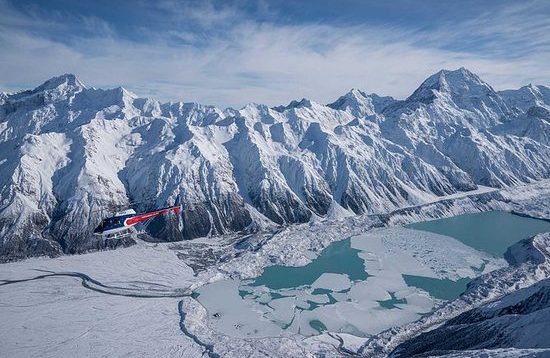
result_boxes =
[195,226,504,339]
[352,227,505,281]
[195,279,282,338]
[312,273,352,291]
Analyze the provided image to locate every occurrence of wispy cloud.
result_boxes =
[414,1,550,58]
[0,0,549,108]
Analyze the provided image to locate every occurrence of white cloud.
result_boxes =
[0,1,549,108]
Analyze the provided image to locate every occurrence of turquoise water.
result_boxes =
[247,211,550,303]
[251,238,368,289]
[406,211,550,257]
[402,274,472,300]
[309,319,327,333]
[377,291,407,309]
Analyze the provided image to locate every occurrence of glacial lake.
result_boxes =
[406,211,550,257]
[197,210,550,337]
[250,238,367,290]
[249,211,550,299]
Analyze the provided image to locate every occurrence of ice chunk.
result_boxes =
[311,273,352,292]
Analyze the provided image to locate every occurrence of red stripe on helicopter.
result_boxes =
[124,206,181,226]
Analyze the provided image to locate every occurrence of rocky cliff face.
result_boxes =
[1,69,549,261]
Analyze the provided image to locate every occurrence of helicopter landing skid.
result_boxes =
[101,229,133,240]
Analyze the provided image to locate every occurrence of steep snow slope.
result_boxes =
[380,68,549,187]
[499,84,550,112]
[327,88,397,117]
[1,69,549,261]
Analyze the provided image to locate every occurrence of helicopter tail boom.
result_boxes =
[124,205,181,227]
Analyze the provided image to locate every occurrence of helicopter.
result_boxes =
[93,205,182,239]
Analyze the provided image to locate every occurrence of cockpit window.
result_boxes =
[104,217,124,227]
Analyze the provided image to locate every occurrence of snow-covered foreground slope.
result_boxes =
[391,276,550,357]
[0,242,202,357]
[1,180,549,357]
[1,68,550,261]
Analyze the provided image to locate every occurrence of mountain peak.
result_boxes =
[116,86,137,99]
[328,89,373,116]
[5,74,86,104]
[35,73,86,92]
[426,67,490,92]
[294,98,314,108]
[328,88,396,117]
[521,83,550,98]
[499,83,550,112]
[347,88,367,98]
[407,67,494,103]
[272,98,314,112]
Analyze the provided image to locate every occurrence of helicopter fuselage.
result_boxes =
[93,206,181,237]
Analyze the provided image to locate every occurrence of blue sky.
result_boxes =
[1,0,549,107]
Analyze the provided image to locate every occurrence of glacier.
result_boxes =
[1,68,550,261]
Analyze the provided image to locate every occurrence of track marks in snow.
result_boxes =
[0,269,193,298]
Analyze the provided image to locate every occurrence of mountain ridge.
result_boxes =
[1,68,549,261]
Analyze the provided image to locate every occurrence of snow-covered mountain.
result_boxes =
[1,68,549,261]
[499,83,550,112]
